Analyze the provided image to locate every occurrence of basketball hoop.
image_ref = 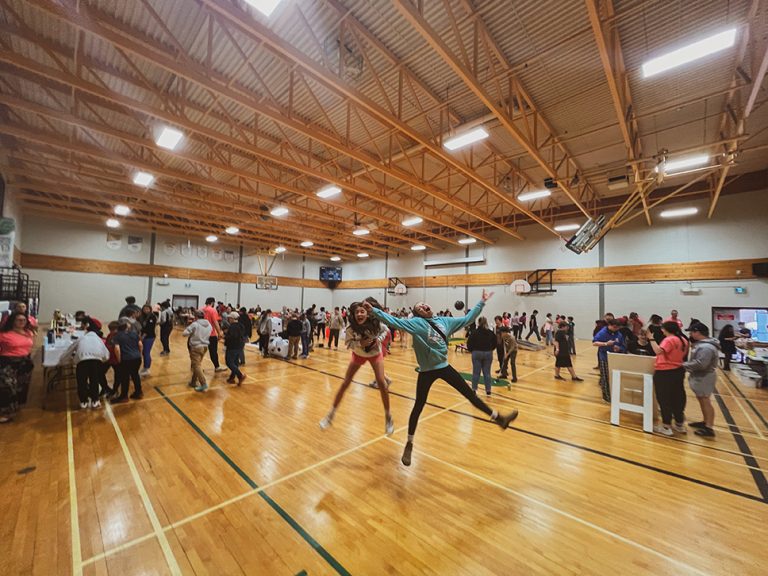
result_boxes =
[511,279,531,294]
[393,283,407,295]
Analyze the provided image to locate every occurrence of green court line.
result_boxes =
[155,387,351,576]
[458,371,512,388]
[294,571,308,576]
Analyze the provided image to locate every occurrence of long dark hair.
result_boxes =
[348,301,381,339]
[720,324,735,339]
[661,321,689,350]
[1,312,29,332]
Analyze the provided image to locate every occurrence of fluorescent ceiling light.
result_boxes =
[554,223,581,232]
[206,235,218,243]
[458,237,477,245]
[156,126,184,150]
[300,240,314,247]
[133,171,154,187]
[642,28,737,78]
[352,228,370,236]
[410,244,426,251]
[225,226,239,235]
[274,246,287,253]
[660,207,698,218]
[444,127,490,151]
[243,0,283,17]
[402,216,423,226]
[270,206,289,216]
[106,218,120,228]
[330,256,341,262]
[114,204,131,216]
[656,154,709,174]
[316,185,342,199]
[357,253,369,258]
[518,189,551,202]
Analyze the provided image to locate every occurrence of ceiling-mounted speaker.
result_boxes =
[543,177,557,189]
[607,172,629,190]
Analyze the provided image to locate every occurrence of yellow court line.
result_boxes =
[387,438,710,576]
[66,411,83,576]
[82,396,471,566]
[104,403,182,575]
[718,374,766,440]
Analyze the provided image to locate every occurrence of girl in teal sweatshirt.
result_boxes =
[364,290,519,466]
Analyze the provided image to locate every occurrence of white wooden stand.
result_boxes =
[610,369,654,433]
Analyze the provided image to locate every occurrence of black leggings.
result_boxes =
[654,367,686,425]
[408,365,494,436]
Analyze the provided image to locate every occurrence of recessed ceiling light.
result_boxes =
[660,207,699,218]
[518,189,551,202]
[656,154,709,175]
[410,244,426,251]
[114,204,131,216]
[156,126,184,150]
[352,228,370,236]
[206,235,218,243]
[554,223,581,232]
[402,216,423,226]
[300,240,314,248]
[106,218,120,228]
[243,0,284,17]
[642,28,737,78]
[444,127,490,151]
[330,256,341,262]
[357,253,369,258]
[316,185,342,199]
[274,246,287,253]
[270,206,289,216]
[224,226,240,235]
[458,237,477,245]
[133,171,154,187]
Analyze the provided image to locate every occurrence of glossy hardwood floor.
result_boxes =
[2,331,767,575]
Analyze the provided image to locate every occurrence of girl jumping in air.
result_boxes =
[365,289,518,466]
[319,301,394,435]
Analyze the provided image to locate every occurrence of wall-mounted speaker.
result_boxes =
[753,262,768,277]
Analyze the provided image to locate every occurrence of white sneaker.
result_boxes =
[215,366,228,372]
[672,422,687,433]
[654,424,674,437]
[319,415,333,430]
[92,400,101,409]
[79,401,88,409]
[385,416,394,436]
[139,369,150,377]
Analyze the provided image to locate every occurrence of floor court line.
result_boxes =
[386,437,710,576]
[81,396,471,566]
[66,411,83,576]
[720,373,768,434]
[487,390,768,473]
[104,402,182,575]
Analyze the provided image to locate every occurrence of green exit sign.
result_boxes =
[734,287,747,294]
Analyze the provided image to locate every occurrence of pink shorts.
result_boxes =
[351,351,384,366]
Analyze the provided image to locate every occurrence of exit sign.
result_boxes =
[734,287,747,294]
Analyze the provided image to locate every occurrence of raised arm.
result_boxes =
[443,289,493,335]
[368,306,420,334]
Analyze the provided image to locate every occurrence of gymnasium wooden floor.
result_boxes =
[2,332,767,575]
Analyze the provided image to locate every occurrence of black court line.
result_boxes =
[712,385,768,501]
[288,360,767,505]
[721,371,768,431]
[154,387,351,576]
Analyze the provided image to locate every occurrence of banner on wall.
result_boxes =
[211,248,223,261]
[224,250,235,263]
[163,242,177,255]
[716,313,735,321]
[127,236,143,252]
[106,232,122,250]
[180,242,192,257]
[0,231,14,268]
[197,245,208,259]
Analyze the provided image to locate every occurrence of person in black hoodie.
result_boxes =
[467,316,498,397]
[525,310,541,341]
[139,305,157,377]
[718,324,737,371]
[224,312,246,385]
[286,313,304,360]
[238,307,252,366]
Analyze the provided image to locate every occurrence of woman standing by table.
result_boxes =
[0,312,35,423]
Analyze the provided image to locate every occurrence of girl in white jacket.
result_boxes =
[63,325,110,409]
